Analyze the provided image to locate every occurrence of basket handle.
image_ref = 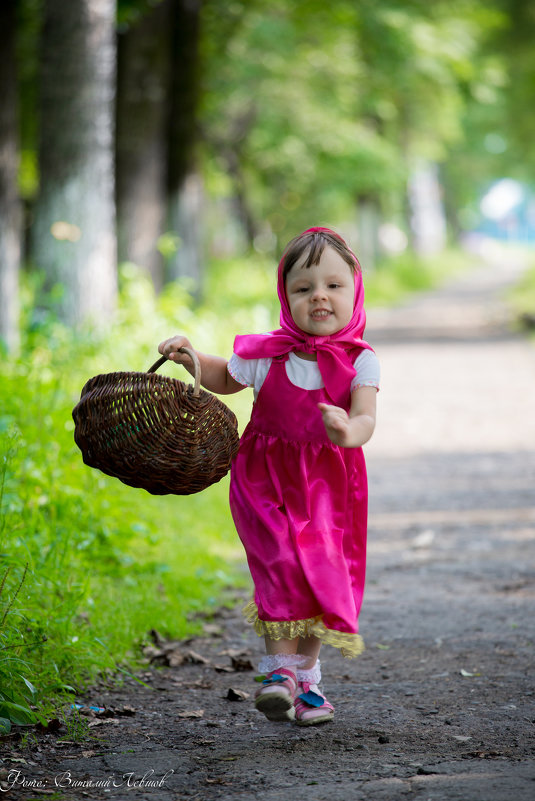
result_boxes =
[147,347,201,397]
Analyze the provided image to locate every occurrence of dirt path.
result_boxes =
[4,246,535,800]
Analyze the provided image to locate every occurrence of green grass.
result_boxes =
[364,247,474,307]
[0,245,475,724]
[507,258,535,333]
[0,266,254,724]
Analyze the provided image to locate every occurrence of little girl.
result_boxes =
[159,227,379,726]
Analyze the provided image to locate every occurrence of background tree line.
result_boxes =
[1,0,534,351]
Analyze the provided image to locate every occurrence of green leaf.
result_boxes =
[0,701,37,726]
[19,675,38,696]
[0,716,12,734]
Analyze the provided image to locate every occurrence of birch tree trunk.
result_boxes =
[408,162,447,256]
[0,0,21,353]
[167,0,203,293]
[116,0,172,291]
[32,0,117,327]
[356,195,380,271]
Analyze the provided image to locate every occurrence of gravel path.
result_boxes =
[4,245,534,801]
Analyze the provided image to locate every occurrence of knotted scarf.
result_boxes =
[233,227,373,407]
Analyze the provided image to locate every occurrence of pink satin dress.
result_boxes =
[229,354,368,657]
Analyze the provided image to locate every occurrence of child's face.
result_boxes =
[285,246,354,336]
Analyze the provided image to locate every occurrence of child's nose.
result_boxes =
[311,285,328,301]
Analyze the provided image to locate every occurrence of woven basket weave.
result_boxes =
[72,348,240,495]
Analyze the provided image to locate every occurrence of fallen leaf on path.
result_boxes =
[231,656,254,671]
[177,709,204,719]
[226,688,250,702]
[471,750,503,759]
[98,705,136,717]
[182,649,210,665]
[143,643,209,668]
[37,718,62,733]
[212,651,254,672]
[202,623,223,636]
[179,679,213,690]
[460,669,481,677]
[411,530,435,549]
[219,648,253,658]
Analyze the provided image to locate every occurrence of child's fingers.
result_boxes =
[168,350,190,365]
[318,402,349,435]
[318,402,345,420]
[158,336,191,358]
[327,416,347,433]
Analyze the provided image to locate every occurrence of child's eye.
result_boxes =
[329,283,340,289]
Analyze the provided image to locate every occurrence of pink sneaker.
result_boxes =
[294,682,334,726]
[254,668,297,721]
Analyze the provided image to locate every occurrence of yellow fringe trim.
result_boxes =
[243,600,364,658]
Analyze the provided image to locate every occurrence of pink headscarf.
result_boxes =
[234,227,373,407]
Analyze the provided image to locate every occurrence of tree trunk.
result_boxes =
[0,0,21,353]
[116,0,172,291]
[407,162,447,256]
[32,0,117,327]
[356,195,380,271]
[166,0,203,293]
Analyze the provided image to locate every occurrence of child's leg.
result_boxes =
[296,634,322,669]
[255,637,300,722]
[294,635,334,726]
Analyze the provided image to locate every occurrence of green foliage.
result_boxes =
[200,0,523,245]
[0,561,43,727]
[0,264,260,721]
[15,0,535,256]
[201,0,405,245]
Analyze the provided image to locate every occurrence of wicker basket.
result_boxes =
[72,348,240,495]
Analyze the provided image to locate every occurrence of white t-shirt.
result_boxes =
[228,349,380,400]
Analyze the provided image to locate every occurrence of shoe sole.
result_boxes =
[295,711,334,726]
[255,691,296,722]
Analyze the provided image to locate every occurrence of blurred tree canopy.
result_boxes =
[0,0,534,344]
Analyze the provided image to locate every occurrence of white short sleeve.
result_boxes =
[227,353,271,390]
[351,349,380,392]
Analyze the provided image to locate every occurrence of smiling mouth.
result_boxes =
[310,309,332,319]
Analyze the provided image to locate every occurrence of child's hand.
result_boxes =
[318,402,351,447]
[158,335,195,367]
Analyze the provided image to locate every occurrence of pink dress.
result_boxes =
[229,354,368,657]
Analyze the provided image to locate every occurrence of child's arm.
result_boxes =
[318,386,377,448]
[158,335,245,395]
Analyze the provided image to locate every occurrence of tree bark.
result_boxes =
[356,194,380,271]
[32,0,117,327]
[407,162,447,256]
[116,0,173,291]
[166,0,203,292]
[0,0,21,353]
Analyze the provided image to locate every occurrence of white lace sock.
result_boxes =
[296,660,322,687]
[258,653,310,675]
